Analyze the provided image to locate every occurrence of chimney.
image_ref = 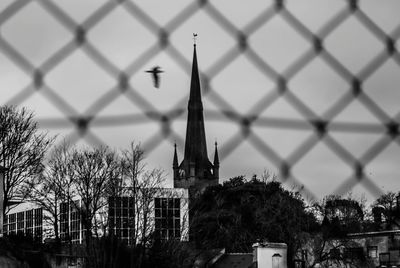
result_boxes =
[252,242,287,268]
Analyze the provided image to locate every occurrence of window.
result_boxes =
[60,202,69,241]
[272,253,282,268]
[154,198,180,240]
[69,201,81,243]
[8,214,16,234]
[26,210,33,237]
[3,215,8,234]
[108,196,135,244]
[367,246,377,258]
[4,208,42,240]
[16,212,24,235]
[34,208,43,241]
[59,201,81,243]
[379,252,390,266]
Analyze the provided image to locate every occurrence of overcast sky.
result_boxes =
[1,0,400,202]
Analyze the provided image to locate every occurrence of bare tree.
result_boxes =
[0,106,53,215]
[23,141,74,240]
[116,142,161,267]
[121,142,146,190]
[297,232,370,268]
[116,142,189,267]
[295,195,370,268]
[372,191,400,229]
[67,146,121,249]
[21,139,186,267]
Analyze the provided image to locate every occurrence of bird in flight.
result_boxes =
[145,66,164,88]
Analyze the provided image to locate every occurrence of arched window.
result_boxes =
[272,253,282,268]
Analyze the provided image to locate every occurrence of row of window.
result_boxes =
[3,208,43,241]
[58,197,182,244]
[3,197,182,244]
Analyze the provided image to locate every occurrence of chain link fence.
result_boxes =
[1,0,400,201]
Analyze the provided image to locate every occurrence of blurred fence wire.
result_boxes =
[1,0,400,200]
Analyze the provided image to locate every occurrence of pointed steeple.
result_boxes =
[183,44,208,164]
[213,142,219,167]
[173,143,179,180]
[173,143,179,168]
[213,141,219,181]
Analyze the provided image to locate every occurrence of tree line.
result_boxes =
[1,105,398,268]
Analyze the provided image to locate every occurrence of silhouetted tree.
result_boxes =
[190,175,317,265]
[296,231,369,268]
[371,191,400,229]
[314,195,365,237]
[0,106,53,216]
[295,195,368,268]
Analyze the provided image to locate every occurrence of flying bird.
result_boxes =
[145,66,164,88]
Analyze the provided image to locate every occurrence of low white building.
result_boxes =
[56,187,189,244]
[1,186,189,245]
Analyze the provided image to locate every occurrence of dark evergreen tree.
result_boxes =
[190,175,318,265]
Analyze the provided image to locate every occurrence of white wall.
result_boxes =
[253,242,287,268]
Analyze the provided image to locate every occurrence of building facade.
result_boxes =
[59,188,189,244]
[346,230,400,267]
[3,202,44,242]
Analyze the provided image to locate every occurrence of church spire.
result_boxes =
[173,42,219,193]
[183,44,208,164]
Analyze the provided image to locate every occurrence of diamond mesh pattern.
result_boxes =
[1,0,400,200]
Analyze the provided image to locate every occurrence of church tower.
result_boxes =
[173,44,219,194]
